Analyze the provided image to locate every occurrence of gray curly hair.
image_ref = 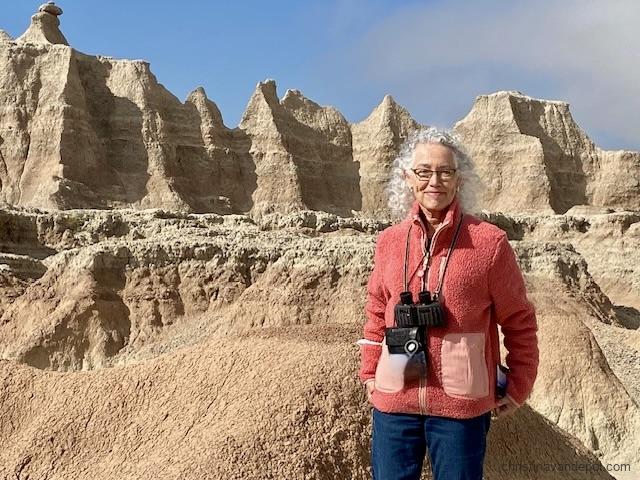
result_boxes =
[386,127,482,221]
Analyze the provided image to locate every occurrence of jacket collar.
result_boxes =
[408,196,461,233]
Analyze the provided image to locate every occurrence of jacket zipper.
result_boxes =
[419,226,428,415]
[414,214,451,415]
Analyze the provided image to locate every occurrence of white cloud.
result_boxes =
[337,0,640,150]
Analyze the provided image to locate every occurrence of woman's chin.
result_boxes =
[418,197,451,212]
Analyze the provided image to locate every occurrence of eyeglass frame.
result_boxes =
[408,168,457,181]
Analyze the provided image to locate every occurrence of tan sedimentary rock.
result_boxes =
[482,209,640,312]
[0,38,257,212]
[181,86,256,213]
[592,149,640,209]
[0,324,616,480]
[1,6,640,479]
[3,8,639,217]
[455,91,640,214]
[240,81,360,217]
[16,3,69,46]
[0,205,638,478]
[513,242,639,477]
[239,80,304,215]
[280,88,360,214]
[0,206,377,370]
[352,95,421,217]
[1,1,414,218]
[0,270,28,320]
[0,42,363,216]
[39,2,64,16]
[66,54,252,214]
[2,3,259,213]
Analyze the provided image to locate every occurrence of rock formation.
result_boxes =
[2,7,256,214]
[0,40,261,213]
[511,241,639,475]
[0,206,375,369]
[455,91,640,214]
[484,209,640,312]
[3,6,638,218]
[0,324,618,480]
[1,4,639,480]
[16,2,69,46]
[0,204,639,478]
[240,81,360,217]
[39,1,64,16]
[351,95,422,216]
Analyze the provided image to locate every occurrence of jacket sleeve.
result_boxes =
[358,231,389,384]
[488,232,539,405]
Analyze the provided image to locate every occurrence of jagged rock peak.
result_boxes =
[280,88,348,125]
[460,90,591,149]
[254,78,279,105]
[280,88,321,110]
[0,30,12,42]
[189,86,208,99]
[361,94,418,128]
[280,88,323,109]
[39,1,63,16]
[16,1,69,46]
[186,86,225,128]
[281,88,304,101]
[482,90,570,107]
[239,79,281,127]
[381,94,397,106]
[455,89,640,214]
[378,94,402,110]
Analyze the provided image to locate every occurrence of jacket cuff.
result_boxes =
[506,382,529,406]
[506,392,522,407]
[358,343,382,383]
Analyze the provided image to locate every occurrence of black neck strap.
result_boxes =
[403,212,465,298]
[433,212,464,299]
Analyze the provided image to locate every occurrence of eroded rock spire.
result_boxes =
[16,2,69,46]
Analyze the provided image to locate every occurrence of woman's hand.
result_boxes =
[493,395,519,417]
[365,380,375,403]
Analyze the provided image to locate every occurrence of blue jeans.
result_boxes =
[371,408,491,480]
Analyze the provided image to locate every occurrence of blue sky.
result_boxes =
[3,0,638,150]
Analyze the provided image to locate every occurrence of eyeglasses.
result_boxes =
[410,168,457,181]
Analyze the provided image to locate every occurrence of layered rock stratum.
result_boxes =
[3,5,638,217]
[454,92,640,214]
[0,4,638,480]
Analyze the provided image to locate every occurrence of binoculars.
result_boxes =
[385,291,447,356]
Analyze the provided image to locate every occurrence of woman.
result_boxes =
[357,127,539,480]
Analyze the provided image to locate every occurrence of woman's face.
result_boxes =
[404,142,459,212]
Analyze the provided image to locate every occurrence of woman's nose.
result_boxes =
[428,173,443,186]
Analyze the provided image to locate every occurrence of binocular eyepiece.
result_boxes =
[395,290,447,328]
[386,291,447,357]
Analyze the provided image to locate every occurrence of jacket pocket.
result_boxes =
[440,332,489,399]
[374,337,409,393]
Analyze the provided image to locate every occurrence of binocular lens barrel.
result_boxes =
[400,291,413,305]
[418,291,432,304]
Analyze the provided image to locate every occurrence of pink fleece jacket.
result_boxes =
[359,197,539,419]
